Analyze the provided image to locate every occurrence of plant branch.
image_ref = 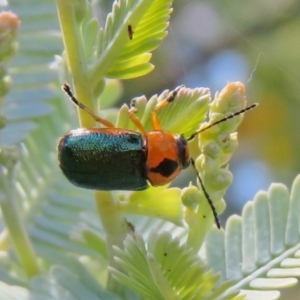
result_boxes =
[56,0,95,128]
[0,156,39,277]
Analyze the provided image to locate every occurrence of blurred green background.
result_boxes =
[99,0,300,221]
[1,0,299,298]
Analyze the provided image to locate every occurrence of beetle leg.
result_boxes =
[62,83,115,128]
[128,99,147,135]
[151,85,184,130]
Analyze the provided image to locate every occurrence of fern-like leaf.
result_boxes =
[90,0,173,80]
[1,3,61,145]
[110,231,239,300]
[206,175,300,299]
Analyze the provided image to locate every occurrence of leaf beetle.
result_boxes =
[58,83,257,228]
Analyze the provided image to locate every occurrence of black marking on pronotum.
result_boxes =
[150,158,178,177]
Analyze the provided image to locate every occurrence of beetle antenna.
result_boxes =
[62,84,74,101]
[190,158,220,229]
[187,103,258,141]
[62,83,95,116]
[62,83,114,128]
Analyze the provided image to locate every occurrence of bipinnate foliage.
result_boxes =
[0,1,299,300]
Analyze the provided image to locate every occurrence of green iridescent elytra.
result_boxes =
[57,128,148,190]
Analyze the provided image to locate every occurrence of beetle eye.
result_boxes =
[176,135,190,169]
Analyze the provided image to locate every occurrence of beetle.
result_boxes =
[58,83,257,228]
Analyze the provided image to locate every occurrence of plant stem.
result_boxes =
[56,0,95,128]
[186,200,213,253]
[0,164,39,277]
[95,191,131,291]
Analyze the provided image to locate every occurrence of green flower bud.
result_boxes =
[202,141,221,159]
[211,169,233,190]
[195,154,217,173]
[222,133,238,154]
[181,184,201,208]
[211,82,246,113]
[0,12,20,62]
[0,145,19,168]
[72,0,89,23]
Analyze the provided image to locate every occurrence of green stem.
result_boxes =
[119,201,183,225]
[186,198,213,253]
[56,0,95,128]
[0,166,39,277]
[95,191,131,292]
